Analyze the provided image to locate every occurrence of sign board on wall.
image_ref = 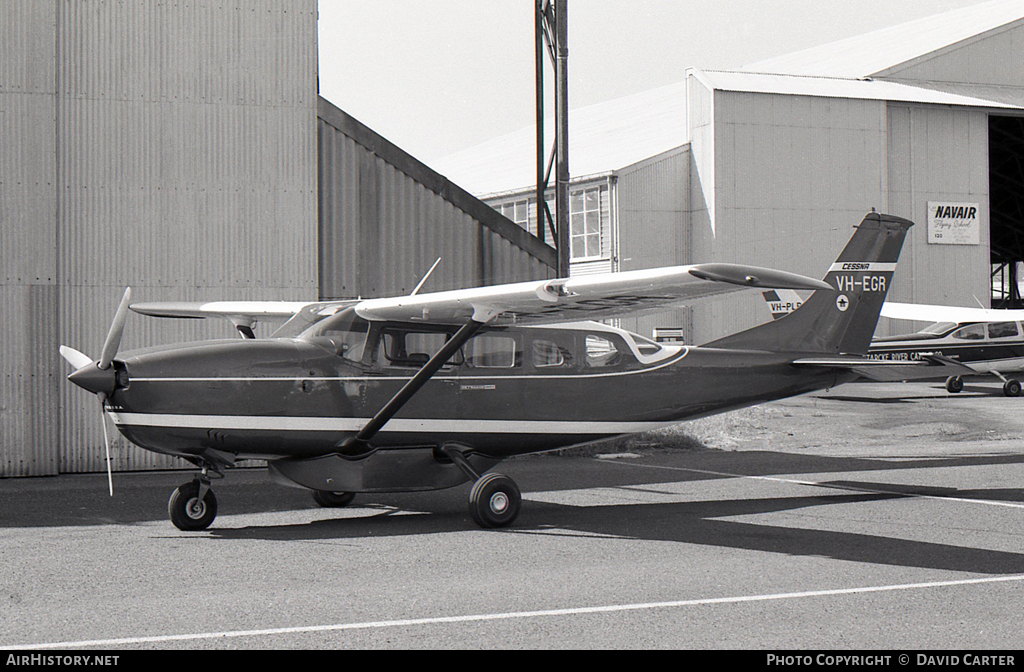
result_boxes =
[927,202,980,245]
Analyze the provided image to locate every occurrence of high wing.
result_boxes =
[130,300,313,320]
[130,300,350,338]
[129,262,832,333]
[793,353,974,382]
[880,302,1024,324]
[354,263,833,325]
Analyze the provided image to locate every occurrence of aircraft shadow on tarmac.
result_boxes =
[7,451,1024,575]
[823,382,1007,402]
[204,487,1024,576]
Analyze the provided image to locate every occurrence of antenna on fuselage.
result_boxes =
[411,257,442,296]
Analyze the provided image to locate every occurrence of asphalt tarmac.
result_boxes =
[2,381,1024,650]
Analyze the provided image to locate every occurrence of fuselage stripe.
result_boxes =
[127,349,691,383]
[107,412,670,434]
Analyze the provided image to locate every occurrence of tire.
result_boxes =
[469,473,521,529]
[945,376,964,393]
[312,490,356,507]
[1003,379,1021,397]
[168,481,218,531]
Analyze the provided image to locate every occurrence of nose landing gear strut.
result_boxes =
[168,465,222,531]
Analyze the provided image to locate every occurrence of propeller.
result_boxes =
[59,288,133,496]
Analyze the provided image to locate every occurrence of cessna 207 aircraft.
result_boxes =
[60,212,968,531]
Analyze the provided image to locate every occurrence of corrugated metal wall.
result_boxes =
[2,1,60,477]
[2,0,318,477]
[689,90,890,344]
[615,148,692,340]
[685,86,993,345]
[884,103,990,336]
[875,21,1024,87]
[318,100,553,299]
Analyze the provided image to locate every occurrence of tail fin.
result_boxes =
[708,212,914,354]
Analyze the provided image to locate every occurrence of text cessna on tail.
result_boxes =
[61,212,964,531]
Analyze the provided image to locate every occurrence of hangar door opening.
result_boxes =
[989,115,1024,308]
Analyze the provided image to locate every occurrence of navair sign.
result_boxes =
[927,201,980,245]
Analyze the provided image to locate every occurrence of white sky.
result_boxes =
[317,0,997,163]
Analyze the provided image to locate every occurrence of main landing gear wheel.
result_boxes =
[1003,379,1022,397]
[312,490,356,507]
[469,473,521,529]
[945,376,964,393]
[168,480,218,531]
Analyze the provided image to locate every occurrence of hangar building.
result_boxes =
[4,1,1024,477]
[1,1,550,477]
[432,0,1024,344]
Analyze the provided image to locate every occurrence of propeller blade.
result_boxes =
[98,288,132,370]
[99,395,114,497]
[59,345,94,370]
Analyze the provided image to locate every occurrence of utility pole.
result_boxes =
[536,0,570,277]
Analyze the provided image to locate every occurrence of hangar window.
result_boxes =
[570,188,602,260]
[490,184,607,260]
[499,200,530,229]
[499,196,555,246]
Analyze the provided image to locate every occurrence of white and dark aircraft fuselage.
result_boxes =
[65,212,954,530]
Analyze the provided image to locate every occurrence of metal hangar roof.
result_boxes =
[741,0,1024,79]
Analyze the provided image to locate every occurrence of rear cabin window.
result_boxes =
[464,334,520,368]
[585,334,623,368]
[532,339,574,368]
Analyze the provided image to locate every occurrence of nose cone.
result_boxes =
[67,362,117,396]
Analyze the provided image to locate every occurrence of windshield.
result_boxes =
[299,307,370,361]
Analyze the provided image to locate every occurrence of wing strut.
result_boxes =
[339,317,488,455]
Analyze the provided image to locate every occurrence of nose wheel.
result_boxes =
[168,478,218,531]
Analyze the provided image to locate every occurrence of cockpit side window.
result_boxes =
[373,327,463,369]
